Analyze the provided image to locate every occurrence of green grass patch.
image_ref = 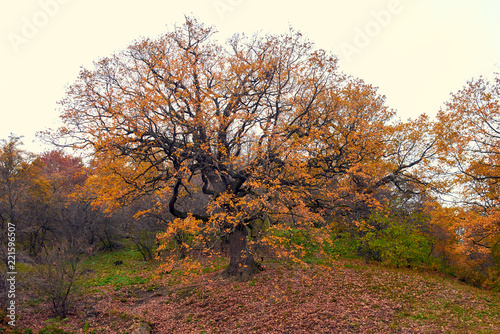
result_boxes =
[324,232,360,259]
[202,256,229,273]
[79,246,155,290]
[96,274,149,289]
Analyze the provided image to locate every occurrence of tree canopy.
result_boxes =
[436,75,500,267]
[49,17,439,280]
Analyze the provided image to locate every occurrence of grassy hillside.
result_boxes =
[5,247,500,334]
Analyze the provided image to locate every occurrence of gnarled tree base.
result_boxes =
[220,222,262,282]
[221,256,261,282]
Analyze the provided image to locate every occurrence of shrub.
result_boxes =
[358,213,433,268]
[34,244,86,317]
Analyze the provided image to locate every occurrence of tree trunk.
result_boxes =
[221,222,260,282]
[203,168,260,281]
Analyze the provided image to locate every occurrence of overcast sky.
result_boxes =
[1,0,499,153]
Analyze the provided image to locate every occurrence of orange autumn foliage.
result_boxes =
[52,17,437,280]
[434,74,500,288]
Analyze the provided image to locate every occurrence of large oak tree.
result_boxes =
[53,17,434,280]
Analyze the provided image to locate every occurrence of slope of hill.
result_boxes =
[10,249,500,334]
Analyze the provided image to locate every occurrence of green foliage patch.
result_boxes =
[358,213,434,268]
[80,246,154,290]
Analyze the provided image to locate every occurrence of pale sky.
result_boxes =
[1,0,499,153]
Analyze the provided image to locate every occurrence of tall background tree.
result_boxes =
[435,73,500,287]
[0,135,30,236]
[0,135,31,309]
